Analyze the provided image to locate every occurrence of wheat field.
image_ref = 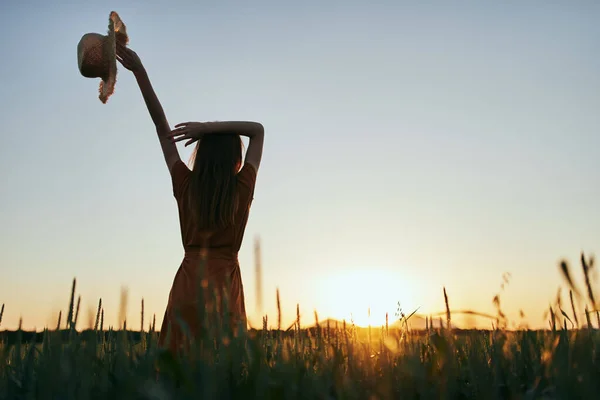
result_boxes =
[0,253,598,399]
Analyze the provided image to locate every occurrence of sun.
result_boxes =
[314,268,417,328]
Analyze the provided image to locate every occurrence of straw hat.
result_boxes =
[77,11,129,103]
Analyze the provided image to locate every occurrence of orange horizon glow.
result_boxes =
[0,278,586,333]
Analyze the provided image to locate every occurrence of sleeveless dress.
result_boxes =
[158,159,257,353]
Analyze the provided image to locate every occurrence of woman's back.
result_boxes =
[171,159,257,259]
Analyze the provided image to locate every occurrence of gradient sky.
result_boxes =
[0,0,599,331]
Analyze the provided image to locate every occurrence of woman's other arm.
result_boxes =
[168,121,265,171]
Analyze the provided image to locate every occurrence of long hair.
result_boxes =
[188,134,243,231]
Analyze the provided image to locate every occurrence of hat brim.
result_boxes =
[98,12,128,104]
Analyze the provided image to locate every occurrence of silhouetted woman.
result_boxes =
[116,43,264,354]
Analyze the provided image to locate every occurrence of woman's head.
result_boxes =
[188,134,243,230]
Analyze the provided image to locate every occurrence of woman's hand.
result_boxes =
[167,122,223,147]
[116,42,145,74]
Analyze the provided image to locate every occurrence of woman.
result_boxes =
[116,43,264,354]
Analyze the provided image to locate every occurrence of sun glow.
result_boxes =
[315,268,417,328]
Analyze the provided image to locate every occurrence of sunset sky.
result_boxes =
[0,1,598,331]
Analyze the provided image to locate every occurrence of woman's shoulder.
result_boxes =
[171,159,191,199]
[237,162,257,189]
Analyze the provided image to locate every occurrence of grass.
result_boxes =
[1,252,599,399]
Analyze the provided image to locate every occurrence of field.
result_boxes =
[1,254,599,399]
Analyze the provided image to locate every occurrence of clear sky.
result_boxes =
[0,0,598,331]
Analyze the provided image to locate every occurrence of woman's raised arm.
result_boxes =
[116,43,181,173]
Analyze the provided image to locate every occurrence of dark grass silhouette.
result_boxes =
[1,252,599,398]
